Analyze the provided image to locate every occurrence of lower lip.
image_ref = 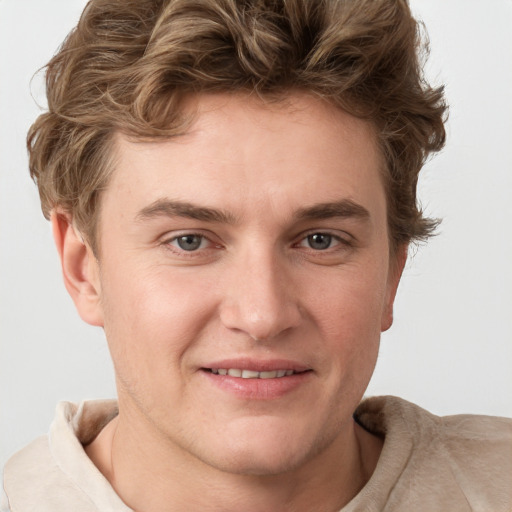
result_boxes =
[201,370,312,400]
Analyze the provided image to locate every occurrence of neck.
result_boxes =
[86,406,382,512]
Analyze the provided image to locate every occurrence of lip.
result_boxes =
[201,358,312,373]
[199,358,313,400]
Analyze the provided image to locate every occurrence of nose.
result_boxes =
[219,249,302,341]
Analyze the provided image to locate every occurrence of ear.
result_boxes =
[51,211,104,327]
[381,244,408,332]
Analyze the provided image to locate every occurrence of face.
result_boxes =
[82,93,403,476]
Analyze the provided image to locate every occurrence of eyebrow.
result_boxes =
[296,199,370,222]
[135,198,370,224]
[135,199,237,224]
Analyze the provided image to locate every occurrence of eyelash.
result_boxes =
[162,231,219,257]
[295,232,350,251]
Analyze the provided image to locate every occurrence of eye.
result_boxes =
[300,233,340,251]
[169,234,209,252]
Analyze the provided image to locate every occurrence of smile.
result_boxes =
[202,364,313,399]
[209,369,299,379]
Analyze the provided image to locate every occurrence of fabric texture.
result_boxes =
[2,396,511,511]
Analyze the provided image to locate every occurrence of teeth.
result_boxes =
[242,369,260,379]
[210,368,298,379]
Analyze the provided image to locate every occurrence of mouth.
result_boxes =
[199,360,313,399]
[203,368,308,379]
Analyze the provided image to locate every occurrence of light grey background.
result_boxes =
[1,0,511,468]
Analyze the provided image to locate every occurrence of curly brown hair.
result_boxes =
[28,0,447,254]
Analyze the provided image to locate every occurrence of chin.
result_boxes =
[197,419,335,477]
[213,446,308,477]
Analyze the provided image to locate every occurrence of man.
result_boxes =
[2,0,511,510]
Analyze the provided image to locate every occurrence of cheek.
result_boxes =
[310,263,388,338]
[306,264,387,380]
[99,264,216,382]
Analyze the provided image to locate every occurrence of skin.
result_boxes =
[53,93,406,512]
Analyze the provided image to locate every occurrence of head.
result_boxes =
[27,0,447,479]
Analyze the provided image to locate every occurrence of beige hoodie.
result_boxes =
[2,396,511,511]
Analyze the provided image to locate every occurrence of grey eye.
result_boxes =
[175,234,204,251]
[307,233,332,250]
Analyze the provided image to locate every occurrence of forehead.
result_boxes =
[105,92,385,227]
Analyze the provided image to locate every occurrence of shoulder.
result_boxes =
[0,485,10,512]
[435,409,512,505]
[2,434,83,511]
[353,396,512,511]
[357,394,512,446]
[2,400,126,512]
[3,434,56,490]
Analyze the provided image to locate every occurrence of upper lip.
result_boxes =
[201,358,312,373]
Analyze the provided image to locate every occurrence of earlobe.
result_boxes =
[381,244,408,332]
[51,211,104,327]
